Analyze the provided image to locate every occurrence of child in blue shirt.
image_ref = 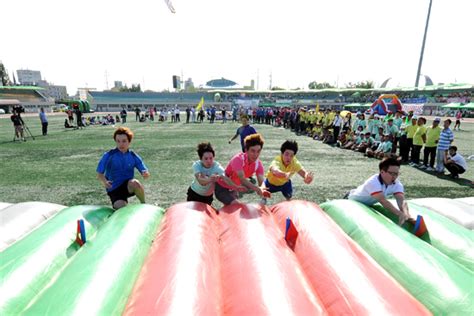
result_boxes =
[97,127,149,209]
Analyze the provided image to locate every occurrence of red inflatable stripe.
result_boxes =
[271,200,430,315]
[123,202,222,315]
[219,203,326,315]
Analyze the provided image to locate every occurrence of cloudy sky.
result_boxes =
[2,0,473,94]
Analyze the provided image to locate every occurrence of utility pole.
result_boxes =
[269,71,272,90]
[105,70,109,90]
[256,69,259,90]
[415,0,433,88]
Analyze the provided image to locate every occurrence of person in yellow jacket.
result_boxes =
[410,117,427,166]
[420,117,441,171]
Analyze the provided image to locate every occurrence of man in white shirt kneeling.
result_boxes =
[347,157,412,225]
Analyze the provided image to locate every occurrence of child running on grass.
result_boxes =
[187,142,245,205]
[96,127,149,210]
[262,140,313,203]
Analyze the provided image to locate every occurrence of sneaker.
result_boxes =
[426,167,435,171]
[409,162,416,167]
[419,164,427,169]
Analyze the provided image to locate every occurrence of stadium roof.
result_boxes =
[0,85,45,90]
[205,78,238,88]
[208,83,473,95]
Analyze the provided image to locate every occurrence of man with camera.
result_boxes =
[11,109,26,141]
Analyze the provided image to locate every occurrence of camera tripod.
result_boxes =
[13,121,35,142]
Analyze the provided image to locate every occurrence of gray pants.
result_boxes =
[436,149,446,172]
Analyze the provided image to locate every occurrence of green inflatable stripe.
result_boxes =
[371,201,474,272]
[23,204,164,316]
[320,200,474,315]
[0,205,113,315]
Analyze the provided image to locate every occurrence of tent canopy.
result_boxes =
[442,102,463,109]
[461,103,474,109]
[344,103,371,108]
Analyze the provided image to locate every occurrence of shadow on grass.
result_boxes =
[433,173,474,188]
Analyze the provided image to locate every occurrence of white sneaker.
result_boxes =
[419,164,427,169]
[426,167,435,171]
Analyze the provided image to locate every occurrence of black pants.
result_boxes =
[399,135,409,162]
[392,136,400,153]
[41,122,48,135]
[333,126,341,144]
[407,138,414,161]
[444,162,465,177]
[187,187,213,205]
[412,145,422,164]
[423,146,437,167]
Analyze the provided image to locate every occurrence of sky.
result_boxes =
[2,0,473,95]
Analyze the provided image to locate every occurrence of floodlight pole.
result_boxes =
[415,0,433,88]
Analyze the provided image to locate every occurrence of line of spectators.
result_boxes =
[267,107,468,180]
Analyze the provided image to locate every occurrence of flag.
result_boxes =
[196,97,204,111]
[163,0,176,13]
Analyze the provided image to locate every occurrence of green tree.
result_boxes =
[0,62,11,86]
[308,81,334,89]
[271,86,285,91]
[119,83,142,92]
[345,80,374,89]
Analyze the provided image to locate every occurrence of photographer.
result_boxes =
[11,110,25,141]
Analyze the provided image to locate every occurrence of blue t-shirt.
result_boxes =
[39,112,48,123]
[96,148,148,192]
[190,161,225,196]
[237,125,257,152]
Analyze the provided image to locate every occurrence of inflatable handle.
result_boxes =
[413,215,427,237]
[76,219,86,246]
[284,217,298,250]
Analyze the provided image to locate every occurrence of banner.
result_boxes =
[402,104,424,115]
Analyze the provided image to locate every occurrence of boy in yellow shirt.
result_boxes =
[263,140,313,203]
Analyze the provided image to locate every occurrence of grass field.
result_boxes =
[0,113,473,208]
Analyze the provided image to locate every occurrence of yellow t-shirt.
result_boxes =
[413,125,427,146]
[406,124,417,139]
[425,126,441,147]
[266,155,302,186]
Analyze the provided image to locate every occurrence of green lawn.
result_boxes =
[0,114,472,208]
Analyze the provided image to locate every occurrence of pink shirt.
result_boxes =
[218,152,264,189]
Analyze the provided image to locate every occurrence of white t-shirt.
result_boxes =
[190,161,225,196]
[449,154,467,170]
[349,174,404,206]
[333,115,344,128]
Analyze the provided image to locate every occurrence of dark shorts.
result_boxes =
[187,187,213,205]
[265,179,293,199]
[215,182,239,205]
[107,179,134,204]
